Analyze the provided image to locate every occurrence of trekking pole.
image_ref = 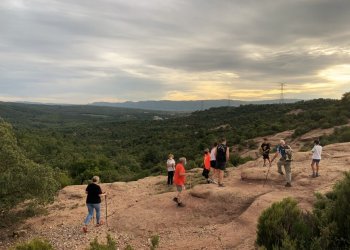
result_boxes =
[105,195,108,227]
[263,163,272,187]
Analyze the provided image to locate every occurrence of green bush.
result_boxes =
[313,172,350,249]
[12,238,53,250]
[257,172,350,250]
[150,235,160,250]
[256,198,317,250]
[88,234,117,250]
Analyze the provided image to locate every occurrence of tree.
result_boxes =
[0,121,59,211]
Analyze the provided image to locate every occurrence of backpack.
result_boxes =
[282,145,293,161]
[216,144,227,162]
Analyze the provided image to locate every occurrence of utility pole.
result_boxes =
[280,83,285,104]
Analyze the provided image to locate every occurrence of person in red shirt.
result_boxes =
[202,148,212,183]
[173,157,186,207]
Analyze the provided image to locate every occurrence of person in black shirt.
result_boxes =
[261,138,271,167]
[214,137,229,187]
[83,176,106,233]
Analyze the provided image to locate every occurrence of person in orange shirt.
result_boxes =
[173,157,186,207]
[202,148,212,183]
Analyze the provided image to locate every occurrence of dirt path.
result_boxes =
[1,142,349,250]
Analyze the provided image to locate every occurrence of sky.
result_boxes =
[0,0,349,104]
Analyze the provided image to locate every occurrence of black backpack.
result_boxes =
[216,144,227,162]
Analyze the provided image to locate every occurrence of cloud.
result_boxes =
[0,0,349,103]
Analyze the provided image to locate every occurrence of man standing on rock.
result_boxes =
[260,138,271,167]
[173,157,186,207]
[271,140,293,187]
[311,139,322,178]
[215,138,230,187]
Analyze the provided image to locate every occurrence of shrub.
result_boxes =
[313,172,350,249]
[88,234,117,250]
[256,198,317,250]
[150,235,160,250]
[12,238,54,250]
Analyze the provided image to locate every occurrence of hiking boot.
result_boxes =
[82,226,88,233]
[316,173,320,177]
[285,183,292,187]
[278,171,284,175]
[211,179,217,184]
[218,183,225,187]
[173,197,178,203]
[177,202,185,207]
[95,221,104,227]
[310,173,316,178]
[207,179,211,184]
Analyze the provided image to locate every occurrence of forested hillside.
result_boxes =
[0,93,349,187]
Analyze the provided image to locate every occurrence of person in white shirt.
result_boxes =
[166,154,176,185]
[311,140,322,178]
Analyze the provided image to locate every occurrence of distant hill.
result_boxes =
[91,99,301,111]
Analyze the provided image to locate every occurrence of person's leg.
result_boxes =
[169,171,174,185]
[284,162,292,186]
[316,161,320,176]
[263,158,266,167]
[84,204,94,227]
[277,160,284,175]
[311,160,316,177]
[167,171,171,185]
[94,203,101,224]
[218,169,224,186]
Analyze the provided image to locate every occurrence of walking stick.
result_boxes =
[263,163,272,187]
[105,195,108,226]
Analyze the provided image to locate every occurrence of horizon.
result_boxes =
[1,1,350,104]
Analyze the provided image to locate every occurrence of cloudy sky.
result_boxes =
[0,0,349,104]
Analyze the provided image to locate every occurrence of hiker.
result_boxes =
[260,138,271,167]
[271,140,293,187]
[83,176,106,233]
[202,148,212,183]
[210,142,218,184]
[166,153,176,185]
[173,157,186,207]
[215,138,230,187]
[311,139,322,178]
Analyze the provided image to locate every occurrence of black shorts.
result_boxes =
[210,160,217,168]
[216,161,226,171]
[263,154,270,160]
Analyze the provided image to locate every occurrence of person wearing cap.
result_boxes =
[311,139,323,178]
[82,176,106,233]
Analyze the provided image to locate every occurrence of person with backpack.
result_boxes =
[311,139,322,178]
[202,148,212,183]
[214,138,229,187]
[260,138,271,167]
[166,154,176,185]
[173,157,187,207]
[82,176,107,233]
[271,140,293,187]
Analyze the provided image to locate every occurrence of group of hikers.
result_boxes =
[82,137,323,231]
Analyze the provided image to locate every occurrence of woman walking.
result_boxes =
[82,176,106,233]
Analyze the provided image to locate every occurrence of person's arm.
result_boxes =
[270,150,279,163]
[213,147,217,158]
[98,186,107,196]
[226,147,230,161]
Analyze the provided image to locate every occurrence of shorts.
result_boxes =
[210,160,217,168]
[176,185,183,192]
[263,154,270,160]
[312,159,321,165]
[216,161,226,171]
